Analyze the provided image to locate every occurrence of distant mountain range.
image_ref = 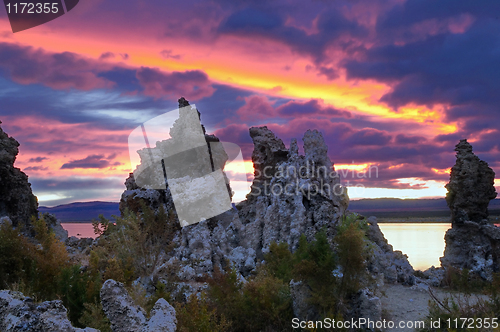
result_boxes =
[39,198,500,222]
[39,201,120,222]
[349,198,500,218]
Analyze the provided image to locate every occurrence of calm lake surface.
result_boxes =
[61,223,97,239]
[378,223,451,271]
[61,222,452,271]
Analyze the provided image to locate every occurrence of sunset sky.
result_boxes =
[1,0,499,207]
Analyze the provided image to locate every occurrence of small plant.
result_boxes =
[79,302,112,332]
[335,214,370,298]
[90,203,180,284]
[262,241,294,282]
[176,294,231,332]
[420,272,500,331]
[0,223,36,290]
[204,264,294,332]
[58,265,93,326]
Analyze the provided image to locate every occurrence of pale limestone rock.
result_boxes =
[0,290,98,332]
[99,280,177,332]
[142,298,176,332]
[100,279,146,332]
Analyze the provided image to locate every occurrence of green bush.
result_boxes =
[260,215,370,321]
[0,216,72,300]
[90,203,179,285]
[335,214,370,298]
[200,222,370,331]
[79,302,112,332]
[57,264,102,327]
[293,231,340,317]
[31,215,71,299]
[204,264,293,332]
[0,223,36,289]
[176,294,231,332]
[263,241,294,282]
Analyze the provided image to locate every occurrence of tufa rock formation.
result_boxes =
[0,290,98,332]
[0,121,38,231]
[445,139,497,224]
[441,139,500,280]
[0,280,177,332]
[120,99,414,286]
[237,127,349,254]
[100,279,177,332]
[441,222,500,280]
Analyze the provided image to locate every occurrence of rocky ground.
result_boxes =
[381,284,438,332]
[381,283,490,332]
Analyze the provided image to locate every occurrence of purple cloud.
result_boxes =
[0,42,113,90]
[136,67,215,100]
[60,154,121,169]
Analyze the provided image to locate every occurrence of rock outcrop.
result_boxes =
[290,280,317,321]
[0,121,38,231]
[441,221,500,280]
[100,279,176,332]
[119,100,414,286]
[445,139,497,224]
[237,127,349,255]
[0,290,98,332]
[120,97,231,222]
[441,140,499,280]
[43,212,69,242]
[365,217,415,285]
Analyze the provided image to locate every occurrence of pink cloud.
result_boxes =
[235,96,352,122]
[236,95,276,121]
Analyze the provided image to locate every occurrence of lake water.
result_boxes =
[61,222,451,271]
[61,223,97,239]
[378,223,451,271]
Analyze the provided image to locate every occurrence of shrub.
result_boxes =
[176,294,231,332]
[0,223,35,288]
[0,216,71,300]
[57,265,93,326]
[335,214,370,298]
[79,302,112,332]
[30,215,71,299]
[90,203,179,284]
[263,241,294,282]
[293,231,340,317]
[261,215,371,321]
[205,264,294,332]
[420,273,500,331]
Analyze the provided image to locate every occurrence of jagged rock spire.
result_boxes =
[445,139,497,224]
[0,121,38,230]
[178,97,190,108]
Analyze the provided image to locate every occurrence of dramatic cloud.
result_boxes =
[24,166,48,171]
[343,1,500,139]
[136,67,215,100]
[218,6,368,67]
[0,42,113,90]
[1,0,499,203]
[235,96,351,122]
